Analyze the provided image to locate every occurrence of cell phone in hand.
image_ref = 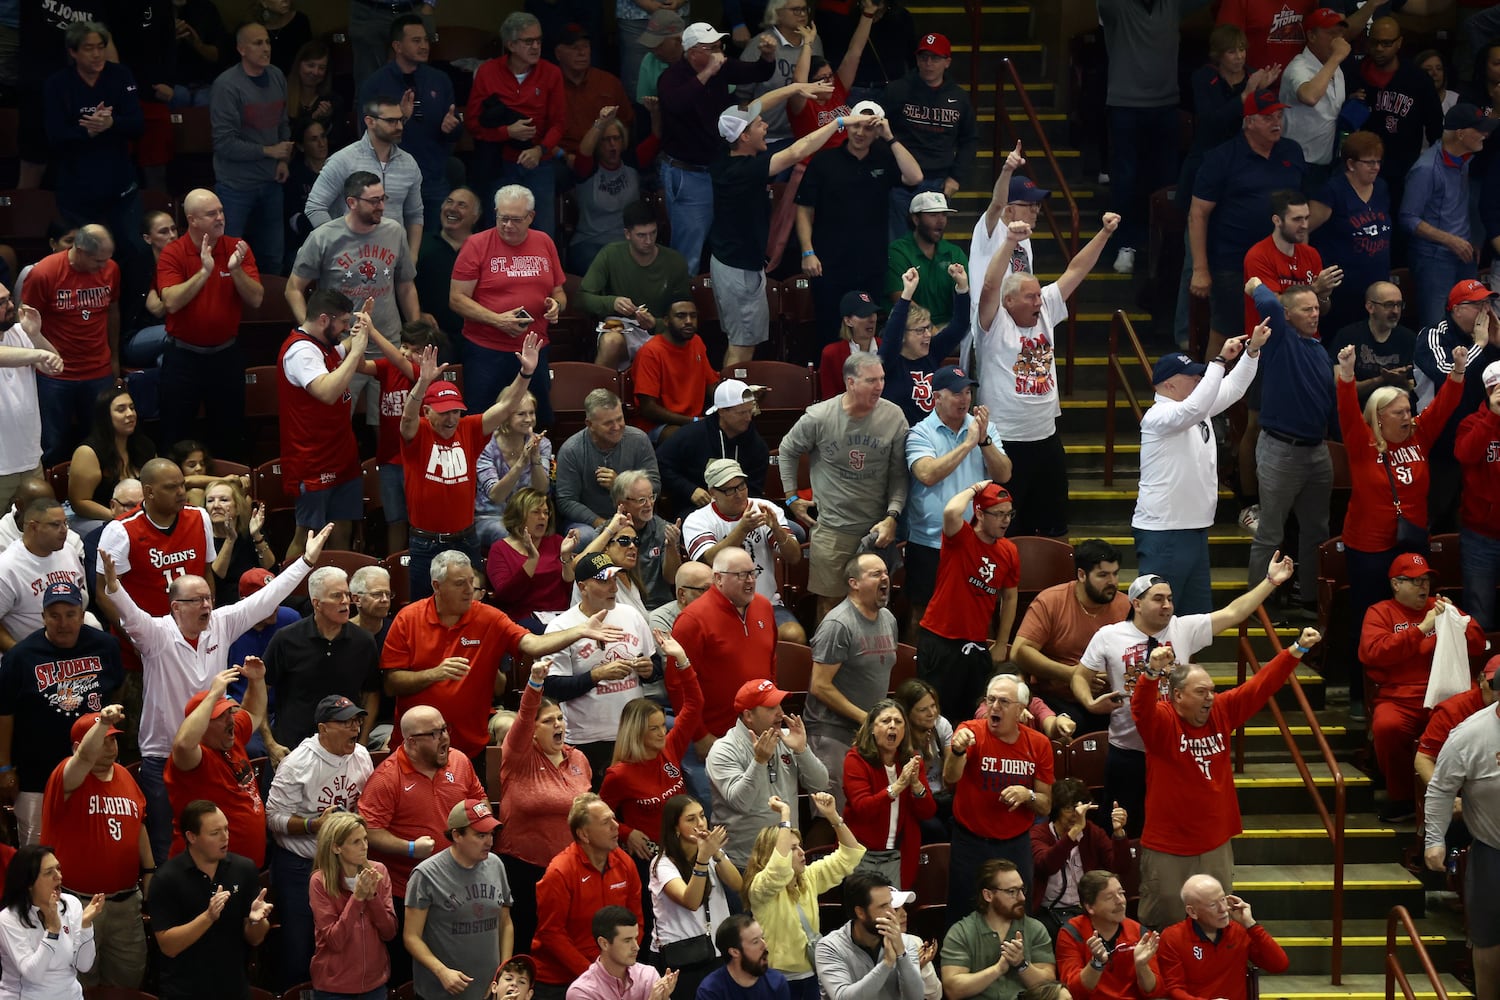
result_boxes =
[514,307,534,323]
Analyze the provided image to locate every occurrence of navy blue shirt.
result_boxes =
[357,61,458,187]
[1194,134,1307,272]
[1311,173,1392,331]
[1251,283,1336,440]
[879,293,973,424]
[0,625,123,792]
[43,61,145,201]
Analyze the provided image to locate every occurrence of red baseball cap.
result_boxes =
[445,798,500,838]
[239,567,274,598]
[1388,553,1435,580]
[734,679,787,714]
[1243,89,1289,116]
[1304,7,1348,30]
[183,691,236,720]
[974,483,1012,513]
[1447,279,1498,313]
[1483,655,1500,685]
[917,33,950,58]
[70,712,124,744]
[423,382,466,413]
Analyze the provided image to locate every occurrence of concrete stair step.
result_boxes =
[1236,813,1406,866]
[1258,916,1467,976]
[1259,973,1471,999]
[1234,762,1371,814]
[1229,862,1419,920]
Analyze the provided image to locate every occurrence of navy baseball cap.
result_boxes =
[1152,353,1207,385]
[932,366,977,394]
[42,581,82,607]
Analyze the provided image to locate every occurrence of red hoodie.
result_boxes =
[1455,401,1500,541]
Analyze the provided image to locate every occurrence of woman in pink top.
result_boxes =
[309,813,397,1000]
[488,488,577,631]
[499,660,591,967]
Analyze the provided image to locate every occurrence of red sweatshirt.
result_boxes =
[668,587,777,739]
[1056,915,1160,1000]
[1358,598,1486,700]
[1337,374,1461,553]
[498,682,593,867]
[840,748,936,888]
[1455,402,1500,541]
[1132,648,1301,856]
[599,666,704,841]
[466,56,566,157]
[1418,686,1488,760]
[1158,919,1289,1000]
[532,842,643,985]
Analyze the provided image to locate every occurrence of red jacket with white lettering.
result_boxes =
[1132,647,1301,856]
[1158,918,1288,1000]
[1455,401,1500,541]
[1358,597,1486,701]
[531,841,643,985]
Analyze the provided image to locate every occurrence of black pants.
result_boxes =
[1103,743,1146,840]
[915,626,993,724]
[1002,433,1070,538]
[502,854,547,960]
[159,342,247,461]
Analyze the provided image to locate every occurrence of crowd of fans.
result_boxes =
[2,1,1500,999]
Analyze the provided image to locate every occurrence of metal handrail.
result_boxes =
[1103,311,1152,487]
[1236,605,1346,984]
[1386,905,1449,1000]
[993,58,1082,394]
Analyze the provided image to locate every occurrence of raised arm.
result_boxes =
[1055,213,1120,300]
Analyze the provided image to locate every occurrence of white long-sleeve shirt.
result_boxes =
[0,893,95,1000]
[1132,353,1260,532]
[267,736,374,857]
[111,558,312,758]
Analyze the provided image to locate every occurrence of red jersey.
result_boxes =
[381,597,530,757]
[399,413,490,534]
[628,334,719,431]
[98,506,215,618]
[164,709,266,868]
[668,587,777,739]
[1455,402,1500,541]
[373,357,413,466]
[532,842,642,984]
[1358,598,1486,701]
[357,745,484,897]
[157,234,260,347]
[41,762,147,894]
[1418,686,1488,760]
[1057,915,1160,1000]
[598,665,703,841]
[790,78,851,149]
[950,721,1055,841]
[920,523,1020,642]
[1243,234,1322,336]
[1158,919,1289,1000]
[1216,0,1310,78]
[19,249,119,380]
[1132,647,1300,856]
[1338,376,1460,553]
[450,228,563,351]
[277,328,362,495]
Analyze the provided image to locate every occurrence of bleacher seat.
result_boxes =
[1065,731,1109,794]
[721,360,816,447]
[548,361,623,441]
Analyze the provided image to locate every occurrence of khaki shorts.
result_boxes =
[808,524,865,597]
[1138,840,1235,928]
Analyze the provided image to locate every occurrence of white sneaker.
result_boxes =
[1112,247,1136,274]
[1098,172,1111,185]
[1239,504,1261,533]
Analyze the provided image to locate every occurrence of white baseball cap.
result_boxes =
[849,99,886,119]
[1483,359,1500,391]
[719,100,763,143]
[682,22,727,48]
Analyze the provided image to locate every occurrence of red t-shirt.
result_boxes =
[950,721,1055,841]
[920,523,1020,642]
[157,234,260,347]
[1243,235,1322,337]
[357,746,484,897]
[164,709,266,868]
[19,250,119,380]
[381,597,530,758]
[41,762,147,894]
[373,357,414,466]
[629,334,719,431]
[278,329,362,495]
[399,413,489,534]
[598,665,703,840]
[451,228,562,351]
[1418,686,1488,760]
[790,79,851,149]
[1215,0,1310,77]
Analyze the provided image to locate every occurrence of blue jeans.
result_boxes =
[662,161,714,276]
[406,527,481,603]
[1107,104,1180,251]
[139,755,173,868]
[37,374,114,466]
[492,158,558,240]
[1462,528,1500,632]
[1409,244,1476,329]
[948,822,1032,921]
[1134,527,1211,616]
[888,176,946,244]
[272,844,315,989]
[124,324,168,368]
[219,180,285,277]
[462,341,553,428]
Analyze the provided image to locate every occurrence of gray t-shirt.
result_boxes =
[292,217,415,344]
[777,397,909,534]
[554,427,661,527]
[405,850,512,1000]
[805,597,899,739]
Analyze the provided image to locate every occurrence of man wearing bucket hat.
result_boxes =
[400,332,542,600]
[657,379,772,513]
[883,32,976,242]
[796,97,923,339]
[1359,552,1486,823]
[1133,323,1267,617]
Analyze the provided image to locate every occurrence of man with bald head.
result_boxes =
[1354,17,1442,216]
[1158,875,1287,998]
[1328,280,1417,406]
[155,188,265,458]
[96,459,215,628]
[0,477,85,562]
[210,22,291,273]
[648,561,714,636]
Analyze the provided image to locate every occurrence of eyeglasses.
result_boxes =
[355,195,388,204]
[173,595,213,606]
[369,115,407,125]
[625,494,657,506]
[357,590,392,600]
[721,568,763,581]
[983,508,1016,520]
[714,482,750,496]
[1352,158,1382,166]
[497,214,532,225]
[984,696,1020,709]
[681,585,709,594]
[1394,576,1429,585]
[988,885,1026,897]
[612,536,640,547]
[409,725,449,741]
[514,35,543,46]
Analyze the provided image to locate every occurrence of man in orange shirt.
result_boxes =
[629,300,720,440]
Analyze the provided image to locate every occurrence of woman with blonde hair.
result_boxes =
[309,812,397,1000]
[817,292,881,400]
[475,391,550,549]
[204,477,274,605]
[743,792,865,1000]
[487,488,575,632]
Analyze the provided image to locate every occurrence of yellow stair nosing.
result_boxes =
[1275,935,1447,946]
[1233,775,1369,787]
[1234,879,1416,889]
[1238,827,1393,838]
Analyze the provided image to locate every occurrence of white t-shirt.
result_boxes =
[681,500,789,607]
[1078,612,1215,751]
[0,325,42,476]
[282,337,349,388]
[545,602,657,743]
[648,855,733,950]
[0,518,84,566]
[966,214,1034,368]
[1280,48,1344,166]
[0,539,88,641]
[975,281,1068,442]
